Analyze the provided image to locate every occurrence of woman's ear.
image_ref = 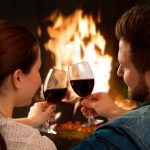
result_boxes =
[12,69,23,89]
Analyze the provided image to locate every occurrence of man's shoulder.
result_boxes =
[91,122,143,150]
[71,123,139,150]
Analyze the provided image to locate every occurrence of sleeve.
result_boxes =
[24,129,57,150]
[70,126,139,150]
[70,138,117,150]
[3,119,57,150]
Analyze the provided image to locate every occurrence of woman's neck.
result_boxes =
[0,77,15,117]
[0,95,14,117]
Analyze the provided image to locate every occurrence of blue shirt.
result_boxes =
[71,101,150,150]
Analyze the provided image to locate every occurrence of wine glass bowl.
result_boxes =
[44,88,68,104]
[69,62,103,127]
[70,79,94,98]
[43,69,68,104]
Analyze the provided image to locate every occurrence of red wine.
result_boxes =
[70,79,94,97]
[44,88,67,104]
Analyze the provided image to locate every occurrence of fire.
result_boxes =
[37,9,138,126]
[42,9,112,98]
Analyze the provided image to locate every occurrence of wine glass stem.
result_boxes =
[88,115,96,125]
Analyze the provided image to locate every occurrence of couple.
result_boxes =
[0,6,150,150]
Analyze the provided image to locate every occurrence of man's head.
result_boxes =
[115,6,150,102]
[116,6,150,73]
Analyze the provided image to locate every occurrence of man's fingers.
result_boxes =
[81,99,95,109]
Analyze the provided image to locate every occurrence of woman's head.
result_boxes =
[115,6,150,74]
[0,20,41,106]
[0,20,39,86]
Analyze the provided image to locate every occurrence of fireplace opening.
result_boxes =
[38,0,137,119]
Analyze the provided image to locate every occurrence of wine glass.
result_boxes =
[40,68,68,134]
[69,61,103,127]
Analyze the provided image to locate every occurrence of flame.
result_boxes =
[43,9,112,97]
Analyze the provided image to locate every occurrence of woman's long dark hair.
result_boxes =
[0,20,39,86]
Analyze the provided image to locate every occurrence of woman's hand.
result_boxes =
[81,92,128,120]
[27,101,56,128]
[15,101,56,128]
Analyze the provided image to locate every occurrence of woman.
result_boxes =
[0,20,57,150]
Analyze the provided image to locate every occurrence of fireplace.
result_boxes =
[35,3,140,149]
[38,0,138,110]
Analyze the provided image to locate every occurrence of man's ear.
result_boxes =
[11,69,23,89]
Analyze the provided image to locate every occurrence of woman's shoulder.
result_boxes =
[0,116,57,150]
[1,116,37,136]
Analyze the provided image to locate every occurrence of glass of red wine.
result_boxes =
[41,68,68,134]
[69,61,103,127]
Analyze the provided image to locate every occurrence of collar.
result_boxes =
[135,100,150,109]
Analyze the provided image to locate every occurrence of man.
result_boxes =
[71,6,150,149]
